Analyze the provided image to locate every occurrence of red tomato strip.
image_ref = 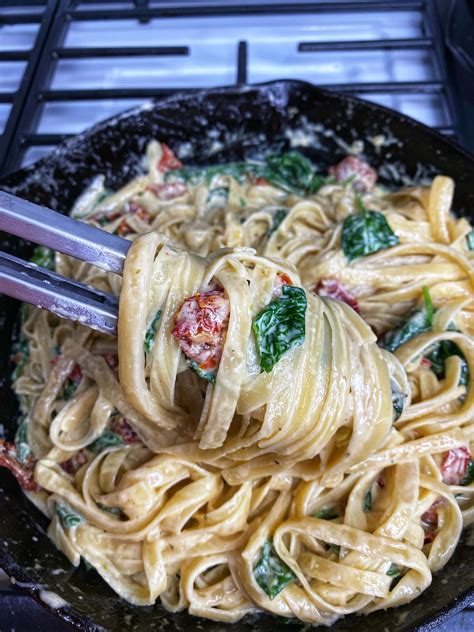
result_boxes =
[314,278,360,313]
[329,155,377,192]
[0,440,38,491]
[441,447,471,485]
[172,288,230,373]
[158,144,183,172]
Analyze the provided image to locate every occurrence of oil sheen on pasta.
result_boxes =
[5,142,474,624]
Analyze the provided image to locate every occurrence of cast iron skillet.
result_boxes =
[0,80,473,632]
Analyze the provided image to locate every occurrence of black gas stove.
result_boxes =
[0,1,473,630]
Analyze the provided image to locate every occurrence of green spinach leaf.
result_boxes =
[386,563,401,578]
[11,339,29,381]
[254,540,295,599]
[426,340,468,388]
[268,208,288,237]
[144,310,162,356]
[88,429,123,453]
[391,379,405,421]
[342,195,399,262]
[56,502,85,529]
[364,489,373,512]
[466,229,474,251]
[30,245,55,270]
[186,359,216,383]
[261,152,313,195]
[383,287,434,353]
[314,507,339,520]
[15,421,32,463]
[253,285,307,373]
[460,459,474,486]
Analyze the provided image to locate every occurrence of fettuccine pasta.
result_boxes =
[2,141,473,625]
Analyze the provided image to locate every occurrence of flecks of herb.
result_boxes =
[56,502,85,529]
[253,540,295,599]
[87,429,123,453]
[342,194,399,262]
[144,310,162,357]
[253,285,307,373]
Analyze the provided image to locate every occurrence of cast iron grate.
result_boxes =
[0,0,472,176]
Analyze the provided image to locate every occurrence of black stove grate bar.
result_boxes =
[37,81,445,103]
[0,13,44,25]
[0,0,60,176]
[0,94,16,104]
[298,37,433,51]
[237,41,248,85]
[0,0,463,175]
[0,51,31,62]
[53,46,190,59]
[67,2,425,21]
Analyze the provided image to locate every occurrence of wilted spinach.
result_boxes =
[342,195,399,262]
[56,502,85,529]
[253,285,307,373]
[144,310,162,356]
[426,339,468,388]
[460,460,474,486]
[363,489,373,512]
[11,339,29,381]
[186,359,216,383]
[391,379,406,421]
[88,429,123,453]
[268,208,288,237]
[254,540,295,599]
[383,287,434,353]
[314,507,339,520]
[466,229,474,251]
[15,420,32,463]
[30,245,55,270]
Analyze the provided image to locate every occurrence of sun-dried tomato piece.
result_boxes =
[60,449,88,475]
[441,447,471,485]
[272,272,294,298]
[0,440,38,491]
[172,287,230,373]
[157,143,183,172]
[110,416,139,444]
[147,181,187,201]
[314,278,360,313]
[329,155,377,192]
[128,201,151,223]
[421,501,441,544]
[104,354,118,370]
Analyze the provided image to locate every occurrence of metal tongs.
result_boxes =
[0,191,131,335]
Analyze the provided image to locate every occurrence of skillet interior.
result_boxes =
[0,80,473,632]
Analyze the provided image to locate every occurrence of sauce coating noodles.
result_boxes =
[5,141,474,624]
